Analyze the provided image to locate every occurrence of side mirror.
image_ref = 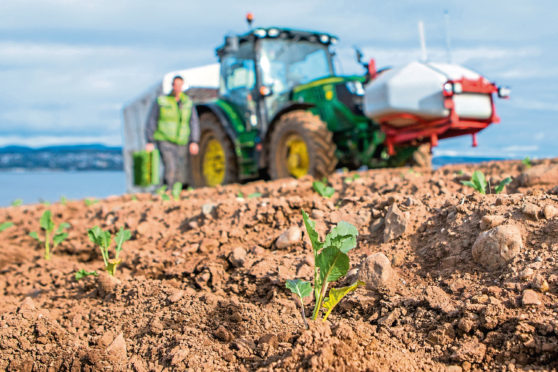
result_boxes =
[354,47,364,64]
[224,35,239,53]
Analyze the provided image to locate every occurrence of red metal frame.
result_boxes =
[377,77,501,155]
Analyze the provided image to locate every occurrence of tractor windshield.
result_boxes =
[258,39,333,94]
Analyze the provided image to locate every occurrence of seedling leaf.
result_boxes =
[88,226,111,249]
[106,258,121,276]
[0,222,14,232]
[494,177,512,194]
[172,182,182,201]
[522,156,532,169]
[301,209,322,252]
[324,221,358,254]
[75,269,98,281]
[11,199,23,206]
[461,170,487,194]
[316,246,350,283]
[322,281,365,321]
[84,198,99,207]
[40,210,54,232]
[247,192,262,199]
[53,232,68,247]
[312,178,335,198]
[114,227,131,257]
[286,279,312,300]
[29,231,41,242]
[56,222,70,234]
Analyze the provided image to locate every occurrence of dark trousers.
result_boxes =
[156,141,189,187]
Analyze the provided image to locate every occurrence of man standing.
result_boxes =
[145,75,200,187]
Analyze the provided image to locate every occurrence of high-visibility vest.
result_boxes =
[153,93,193,145]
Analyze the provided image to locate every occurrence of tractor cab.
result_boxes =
[216,27,338,135]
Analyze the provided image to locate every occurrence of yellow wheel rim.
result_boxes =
[285,134,309,178]
[202,138,226,186]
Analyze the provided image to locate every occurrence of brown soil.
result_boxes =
[1,159,558,371]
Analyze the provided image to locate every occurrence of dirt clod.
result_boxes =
[275,226,301,249]
[472,224,522,271]
[383,204,408,242]
[522,289,542,306]
[358,252,394,290]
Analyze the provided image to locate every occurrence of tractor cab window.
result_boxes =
[220,43,256,96]
[258,39,334,95]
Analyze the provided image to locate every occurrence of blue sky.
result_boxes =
[0,0,556,158]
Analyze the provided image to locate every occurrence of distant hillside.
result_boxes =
[0,144,123,171]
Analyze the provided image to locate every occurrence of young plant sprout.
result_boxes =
[11,199,23,207]
[29,210,70,260]
[88,226,131,276]
[0,221,14,233]
[312,178,335,198]
[343,173,361,184]
[156,185,170,201]
[84,198,99,207]
[171,182,182,201]
[461,170,511,194]
[522,156,532,169]
[60,196,68,205]
[286,210,364,325]
[75,269,98,281]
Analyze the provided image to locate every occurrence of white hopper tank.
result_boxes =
[364,61,493,127]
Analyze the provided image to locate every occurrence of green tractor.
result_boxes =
[191,26,426,187]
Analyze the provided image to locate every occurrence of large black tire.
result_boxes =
[190,112,238,187]
[409,143,432,168]
[268,110,337,180]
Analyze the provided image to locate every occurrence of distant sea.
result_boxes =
[0,171,126,207]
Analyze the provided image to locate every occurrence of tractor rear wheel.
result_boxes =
[191,112,238,187]
[268,110,337,180]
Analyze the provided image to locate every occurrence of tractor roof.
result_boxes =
[216,27,338,57]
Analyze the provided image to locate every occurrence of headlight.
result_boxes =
[253,28,267,38]
[346,81,365,96]
[498,86,511,99]
[453,83,463,94]
[268,28,280,37]
[319,34,330,44]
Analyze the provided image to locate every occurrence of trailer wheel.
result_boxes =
[268,110,337,180]
[191,113,238,187]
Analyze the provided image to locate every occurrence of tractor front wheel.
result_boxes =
[268,110,337,180]
[191,113,238,187]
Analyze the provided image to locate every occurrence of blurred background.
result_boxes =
[0,0,556,205]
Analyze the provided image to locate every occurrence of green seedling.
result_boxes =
[286,210,364,325]
[461,170,488,194]
[247,192,262,199]
[343,174,361,184]
[312,178,335,198]
[84,198,99,207]
[156,185,170,201]
[88,226,131,276]
[522,156,532,169]
[172,182,182,201]
[29,210,70,260]
[131,194,138,202]
[60,196,68,205]
[187,186,194,191]
[75,269,98,281]
[494,177,512,194]
[286,279,312,328]
[0,222,14,232]
[11,199,23,207]
[237,191,244,198]
[41,200,51,206]
[461,170,512,194]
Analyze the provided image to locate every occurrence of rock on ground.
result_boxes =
[472,225,522,271]
[383,204,408,243]
[358,252,394,290]
[518,164,558,186]
[276,226,301,249]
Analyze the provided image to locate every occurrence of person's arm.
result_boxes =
[145,99,159,144]
[189,106,200,144]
